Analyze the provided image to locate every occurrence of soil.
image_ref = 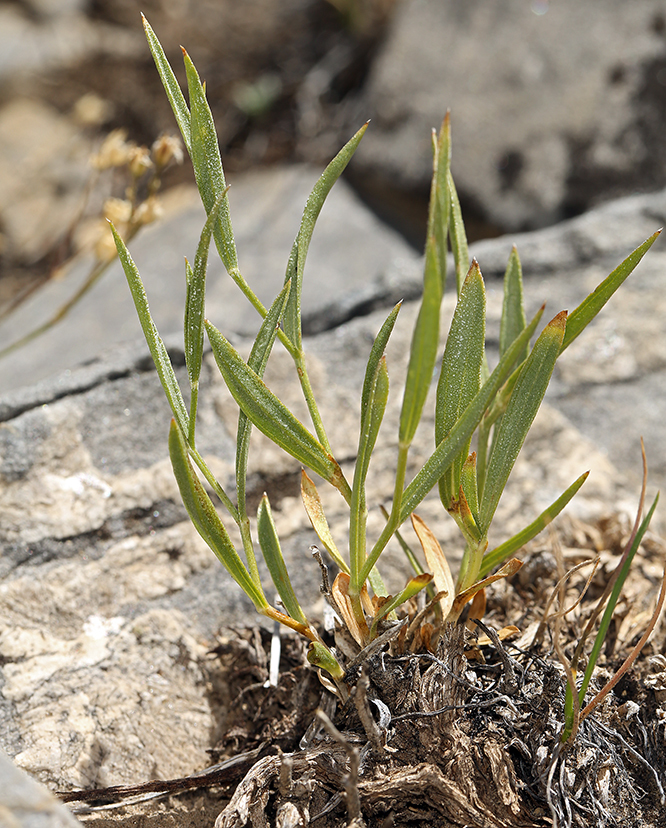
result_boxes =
[58,515,666,828]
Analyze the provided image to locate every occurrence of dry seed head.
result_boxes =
[94,222,121,263]
[152,133,184,170]
[91,128,134,169]
[103,197,132,224]
[128,145,153,179]
[133,196,163,227]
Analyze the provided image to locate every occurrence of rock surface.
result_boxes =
[0,167,421,393]
[352,0,666,233]
[1,164,664,816]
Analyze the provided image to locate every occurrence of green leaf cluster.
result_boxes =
[114,18,660,683]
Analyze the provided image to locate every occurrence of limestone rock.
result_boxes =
[352,0,666,232]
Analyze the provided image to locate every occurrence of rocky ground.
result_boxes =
[2,1,666,826]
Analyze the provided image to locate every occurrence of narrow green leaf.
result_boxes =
[283,122,369,351]
[499,246,527,363]
[399,117,450,447]
[205,320,351,501]
[111,224,189,437]
[369,573,433,639]
[479,311,567,533]
[142,15,191,153]
[235,281,291,519]
[447,169,469,296]
[257,494,309,626]
[479,471,589,577]
[396,304,545,527]
[350,356,390,584]
[436,261,485,507]
[182,49,238,274]
[578,492,659,704]
[185,192,226,391]
[561,231,661,353]
[168,420,267,610]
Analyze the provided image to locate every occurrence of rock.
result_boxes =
[0,166,421,392]
[0,747,80,828]
[351,0,666,233]
[0,161,664,801]
[0,302,628,795]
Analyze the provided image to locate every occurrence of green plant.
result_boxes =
[113,16,660,695]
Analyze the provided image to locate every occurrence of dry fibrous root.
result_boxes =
[212,623,666,828]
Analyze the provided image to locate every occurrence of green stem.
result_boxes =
[294,352,332,453]
[355,441,410,591]
[189,447,239,523]
[188,382,199,446]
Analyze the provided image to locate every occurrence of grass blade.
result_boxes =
[479,471,590,577]
[142,15,191,153]
[436,261,485,509]
[235,281,291,518]
[399,118,450,447]
[350,356,390,587]
[396,304,545,527]
[168,420,267,610]
[111,224,189,437]
[448,169,469,296]
[561,231,661,353]
[479,311,567,534]
[499,246,527,364]
[183,50,238,274]
[257,494,309,626]
[283,122,369,351]
[368,573,432,639]
[205,320,351,501]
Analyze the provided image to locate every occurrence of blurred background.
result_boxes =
[2,0,666,373]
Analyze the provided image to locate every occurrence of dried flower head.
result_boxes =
[133,196,163,227]
[128,145,154,179]
[152,133,184,170]
[91,129,134,170]
[102,197,132,225]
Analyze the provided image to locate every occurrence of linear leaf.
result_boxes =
[396,304,545,526]
[205,320,351,500]
[257,494,309,626]
[479,471,589,577]
[235,281,291,518]
[448,169,469,296]
[499,246,527,363]
[399,117,450,446]
[185,192,226,391]
[142,16,191,152]
[561,231,660,352]
[183,49,238,274]
[350,356,390,583]
[369,573,432,638]
[168,420,267,610]
[436,261,485,507]
[111,224,188,437]
[479,311,567,533]
[283,122,369,350]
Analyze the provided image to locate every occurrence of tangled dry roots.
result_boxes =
[211,623,665,828]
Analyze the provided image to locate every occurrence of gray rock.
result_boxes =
[0,747,80,828]
[0,161,664,803]
[352,0,666,233]
[0,166,421,393]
